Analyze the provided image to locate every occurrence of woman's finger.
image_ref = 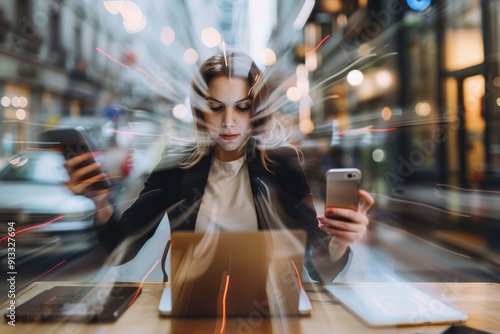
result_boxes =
[358,189,374,215]
[64,152,94,170]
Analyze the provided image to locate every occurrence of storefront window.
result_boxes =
[405,11,439,172]
[486,0,500,173]
[2,84,31,154]
[443,0,483,71]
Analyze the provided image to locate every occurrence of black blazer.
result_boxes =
[97,146,349,282]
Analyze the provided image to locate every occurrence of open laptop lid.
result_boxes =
[159,230,311,317]
[323,283,468,327]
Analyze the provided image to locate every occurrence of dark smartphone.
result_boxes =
[40,128,114,190]
[325,168,361,220]
[442,325,493,334]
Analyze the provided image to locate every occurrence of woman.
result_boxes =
[65,50,374,283]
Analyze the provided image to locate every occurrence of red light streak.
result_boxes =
[220,274,230,334]
[26,147,60,151]
[95,47,130,69]
[128,259,159,306]
[72,175,122,188]
[291,260,312,314]
[0,215,64,242]
[305,34,331,56]
[95,47,180,97]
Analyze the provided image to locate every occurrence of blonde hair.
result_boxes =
[180,50,297,170]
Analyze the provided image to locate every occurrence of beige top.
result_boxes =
[195,155,258,232]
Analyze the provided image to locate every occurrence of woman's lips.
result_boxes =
[219,134,240,141]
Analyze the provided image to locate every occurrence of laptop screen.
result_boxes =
[167,230,308,317]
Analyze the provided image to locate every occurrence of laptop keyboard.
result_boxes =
[14,286,141,322]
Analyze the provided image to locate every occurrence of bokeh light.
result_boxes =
[173,104,188,119]
[103,0,123,14]
[120,1,142,21]
[372,149,386,162]
[415,102,432,116]
[286,87,302,102]
[375,70,393,89]
[160,26,175,46]
[16,108,26,120]
[406,0,431,11]
[260,48,277,66]
[381,106,392,121]
[347,70,364,86]
[201,28,222,48]
[1,96,10,107]
[11,97,19,108]
[18,96,28,108]
[123,14,147,33]
[183,48,199,65]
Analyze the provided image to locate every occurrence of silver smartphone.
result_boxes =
[325,168,361,220]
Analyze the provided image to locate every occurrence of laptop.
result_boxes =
[158,230,312,317]
[6,285,141,322]
[323,283,468,327]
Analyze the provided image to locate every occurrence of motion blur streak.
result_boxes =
[106,129,163,137]
[219,274,230,334]
[437,184,500,195]
[135,67,181,97]
[338,127,397,136]
[95,47,130,69]
[372,193,471,217]
[305,34,331,56]
[128,259,159,306]
[0,215,65,242]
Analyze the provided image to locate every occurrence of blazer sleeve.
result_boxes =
[272,148,350,282]
[95,166,182,264]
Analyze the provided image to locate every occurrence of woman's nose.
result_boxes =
[222,109,235,126]
[224,108,234,123]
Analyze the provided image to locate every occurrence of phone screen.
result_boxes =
[40,128,114,190]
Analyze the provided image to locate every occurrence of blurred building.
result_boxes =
[0,0,296,157]
[1,0,499,263]
[295,0,500,259]
[0,0,143,155]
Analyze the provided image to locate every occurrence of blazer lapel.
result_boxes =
[247,153,277,230]
[178,154,212,229]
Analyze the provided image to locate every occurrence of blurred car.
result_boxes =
[0,149,98,262]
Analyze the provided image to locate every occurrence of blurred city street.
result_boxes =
[2,178,498,304]
[1,2,500,329]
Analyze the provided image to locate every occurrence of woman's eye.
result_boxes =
[208,104,223,112]
[235,103,252,111]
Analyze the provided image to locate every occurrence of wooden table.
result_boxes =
[1,281,499,333]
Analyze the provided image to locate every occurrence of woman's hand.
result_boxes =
[317,190,374,261]
[64,152,114,224]
[64,153,108,196]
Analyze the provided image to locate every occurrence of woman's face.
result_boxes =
[202,76,253,161]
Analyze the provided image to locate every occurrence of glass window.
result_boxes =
[443,0,483,71]
[486,0,500,174]
[0,151,68,184]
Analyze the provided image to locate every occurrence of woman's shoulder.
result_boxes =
[265,145,303,165]
[265,144,299,157]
